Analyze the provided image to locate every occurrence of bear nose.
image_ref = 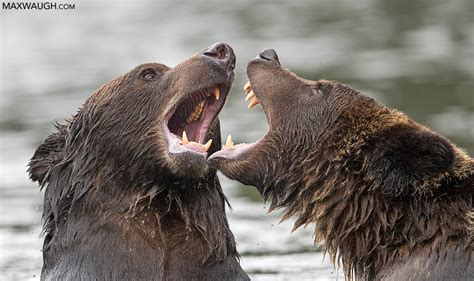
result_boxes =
[258,49,280,65]
[202,42,236,71]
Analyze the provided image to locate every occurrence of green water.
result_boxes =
[1,0,472,280]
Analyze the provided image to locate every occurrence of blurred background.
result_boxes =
[1,0,473,280]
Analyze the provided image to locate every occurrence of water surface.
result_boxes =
[1,0,473,280]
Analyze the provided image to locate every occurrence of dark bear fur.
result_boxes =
[209,50,473,280]
[29,44,249,280]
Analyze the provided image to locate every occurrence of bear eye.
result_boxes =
[141,69,157,80]
[312,83,331,96]
[313,88,323,95]
[309,86,323,96]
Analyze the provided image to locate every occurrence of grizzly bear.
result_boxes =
[28,43,249,280]
[209,49,473,280]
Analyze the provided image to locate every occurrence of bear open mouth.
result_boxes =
[208,79,268,161]
[208,53,282,162]
[164,85,228,156]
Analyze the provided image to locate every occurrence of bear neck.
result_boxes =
[260,113,473,280]
[42,160,238,265]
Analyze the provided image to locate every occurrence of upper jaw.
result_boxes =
[248,56,278,65]
[208,80,271,164]
[245,54,285,107]
[209,51,283,165]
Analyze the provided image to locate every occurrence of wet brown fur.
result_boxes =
[210,59,473,280]
[28,53,249,280]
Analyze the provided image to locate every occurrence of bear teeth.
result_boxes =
[182,131,189,144]
[213,87,220,101]
[245,90,255,101]
[247,96,260,109]
[203,139,213,151]
[186,101,205,124]
[222,135,234,149]
[181,131,213,152]
[206,87,220,100]
[244,81,252,93]
[243,81,260,108]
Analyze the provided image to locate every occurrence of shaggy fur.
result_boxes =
[29,45,249,280]
[209,51,473,280]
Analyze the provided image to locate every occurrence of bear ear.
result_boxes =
[28,124,67,187]
[367,124,455,197]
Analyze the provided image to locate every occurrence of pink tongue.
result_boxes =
[183,121,200,142]
[182,101,209,143]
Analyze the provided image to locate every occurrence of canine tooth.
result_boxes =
[247,97,260,109]
[213,88,220,100]
[182,131,189,144]
[224,135,234,149]
[245,90,256,101]
[244,81,251,92]
[203,139,213,151]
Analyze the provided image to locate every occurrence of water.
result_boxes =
[1,0,473,280]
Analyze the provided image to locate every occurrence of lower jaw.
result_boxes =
[164,87,226,157]
[164,124,209,158]
[207,80,270,162]
[207,139,261,162]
